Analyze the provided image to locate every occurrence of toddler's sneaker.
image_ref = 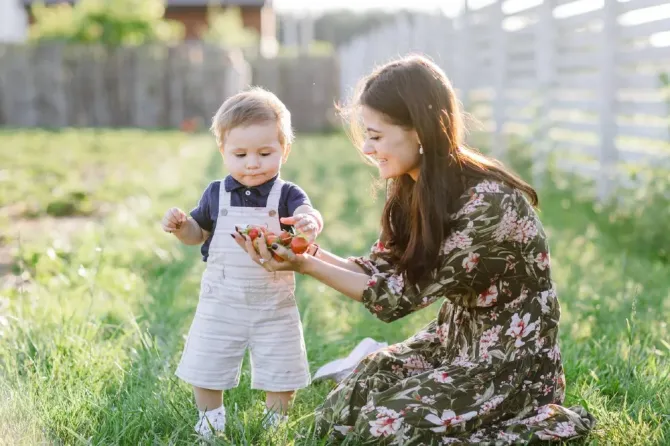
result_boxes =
[195,406,226,438]
[262,408,288,429]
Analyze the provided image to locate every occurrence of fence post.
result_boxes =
[597,1,619,201]
[532,0,556,187]
[492,0,507,160]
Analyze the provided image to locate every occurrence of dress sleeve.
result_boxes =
[350,181,518,323]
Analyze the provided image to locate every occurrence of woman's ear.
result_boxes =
[412,129,421,147]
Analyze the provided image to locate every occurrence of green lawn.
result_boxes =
[0,130,667,445]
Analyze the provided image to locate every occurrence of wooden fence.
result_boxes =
[0,42,339,132]
[338,0,670,198]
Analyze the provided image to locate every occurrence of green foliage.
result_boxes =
[28,0,184,45]
[202,6,258,48]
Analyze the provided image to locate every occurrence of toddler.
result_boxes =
[161,87,322,437]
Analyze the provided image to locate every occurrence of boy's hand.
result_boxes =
[281,213,319,243]
[162,207,188,233]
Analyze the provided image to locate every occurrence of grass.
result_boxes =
[0,129,668,445]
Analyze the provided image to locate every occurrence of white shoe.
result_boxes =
[262,408,287,429]
[195,407,226,438]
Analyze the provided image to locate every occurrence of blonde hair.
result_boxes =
[210,87,294,152]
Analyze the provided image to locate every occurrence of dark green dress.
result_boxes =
[314,180,595,445]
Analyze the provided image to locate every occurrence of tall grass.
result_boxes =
[0,130,667,445]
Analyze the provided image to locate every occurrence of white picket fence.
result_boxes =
[338,0,670,198]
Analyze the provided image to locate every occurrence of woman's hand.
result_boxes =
[231,230,307,273]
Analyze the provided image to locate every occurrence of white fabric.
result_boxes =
[176,179,310,391]
[312,338,388,383]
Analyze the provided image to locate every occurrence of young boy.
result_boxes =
[161,87,323,437]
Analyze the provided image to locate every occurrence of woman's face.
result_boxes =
[361,105,421,181]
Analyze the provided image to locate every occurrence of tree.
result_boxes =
[29,0,184,45]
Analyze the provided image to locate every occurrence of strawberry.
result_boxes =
[279,230,292,246]
[247,227,260,241]
[290,234,310,254]
[265,233,279,247]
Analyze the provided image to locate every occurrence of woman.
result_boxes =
[232,55,595,444]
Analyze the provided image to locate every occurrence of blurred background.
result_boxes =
[0,1,668,444]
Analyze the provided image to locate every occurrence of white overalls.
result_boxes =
[175,179,311,392]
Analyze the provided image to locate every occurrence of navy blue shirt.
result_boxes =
[190,174,312,261]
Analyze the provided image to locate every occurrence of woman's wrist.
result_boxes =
[298,254,317,275]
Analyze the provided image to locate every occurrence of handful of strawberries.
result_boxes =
[236,225,311,261]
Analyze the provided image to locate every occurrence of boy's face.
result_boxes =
[220,121,285,188]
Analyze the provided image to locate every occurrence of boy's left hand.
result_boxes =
[281,213,319,243]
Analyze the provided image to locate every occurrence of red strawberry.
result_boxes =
[265,233,279,247]
[290,235,310,254]
[247,227,260,241]
[279,230,292,246]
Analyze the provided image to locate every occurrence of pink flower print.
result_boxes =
[441,231,473,255]
[505,255,518,272]
[536,422,578,440]
[458,193,486,216]
[475,180,502,193]
[371,240,388,254]
[358,258,379,274]
[535,252,550,270]
[437,323,449,343]
[507,404,554,426]
[391,364,405,378]
[505,313,537,348]
[386,274,405,295]
[421,395,437,405]
[413,330,438,343]
[478,285,498,307]
[512,216,538,244]
[504,287,528,311]
[333,425,353,435]
[497,431,520,442]
[537,287,556,314]
[479,326,502,361]
[479,395,504,415]
[372,304,384,313]
[547,344,561,362]
[493,207,518,242]
[462,252,480,273]
[361,401,375,414]
[368,407,404,437]
[428,370,454,384]
[424,410,477,433]
[367,277,378,288]
[387,344,402,353]
[403,355,431,375]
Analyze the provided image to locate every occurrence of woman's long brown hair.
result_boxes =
[341,55,539,285]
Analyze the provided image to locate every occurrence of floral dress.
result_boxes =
[314,180,595,445]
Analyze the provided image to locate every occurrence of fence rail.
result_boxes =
[338,0,670,198]
[0,42,339,132]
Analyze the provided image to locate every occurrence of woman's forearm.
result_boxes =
[300,255,369,302]
[313,248,367,273]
